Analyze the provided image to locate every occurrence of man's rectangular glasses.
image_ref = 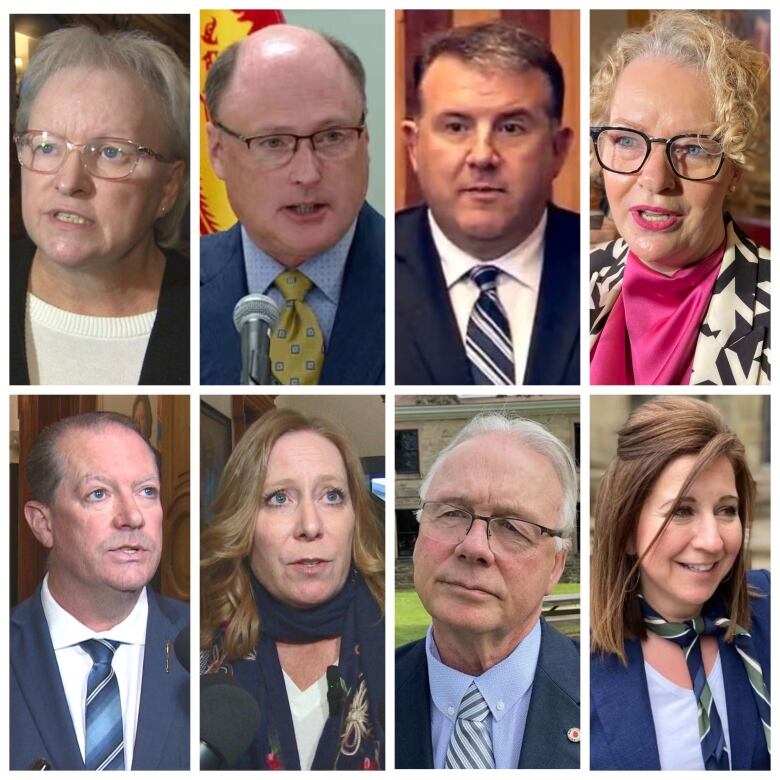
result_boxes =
[590,126,726,181]
[215,115,366,168]
[418,501,562,556]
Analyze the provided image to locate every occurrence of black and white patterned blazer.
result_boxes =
[589,214,770,385]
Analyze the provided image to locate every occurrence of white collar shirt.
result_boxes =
[41,574,149,770]
[430,208,547,381]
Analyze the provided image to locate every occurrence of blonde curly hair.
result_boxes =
[591,10,769,167]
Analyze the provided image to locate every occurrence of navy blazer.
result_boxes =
[591,570,771,770]
[395,204,580,385]
[200,203,385,385]
[10,587,190,770]
[395,620,580,768]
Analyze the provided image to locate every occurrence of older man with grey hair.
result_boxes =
[396,413,580,769]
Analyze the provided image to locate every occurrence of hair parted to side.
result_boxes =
[26,412,155,506]
[204,27,367,123]
[418,413,577,552]
[201,408,384,659]
[591,397,755,664]
[413,22,565,121]
[15,25,190,249]
[590,10,769,167]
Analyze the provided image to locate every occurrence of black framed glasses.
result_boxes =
[418,501,562,557]
[215,115,366,167]
[590,126,726,182]
[14,130,173,180]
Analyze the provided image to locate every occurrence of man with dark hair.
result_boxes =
[201,24,384,386]
[11,413,189,770]
[397,22,579,385]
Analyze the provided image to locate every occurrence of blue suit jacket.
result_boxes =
[395,204,580,385]
[395,620,580,768]
[10,587,190,770]
[591,570,771,770]
[200,203,385,385]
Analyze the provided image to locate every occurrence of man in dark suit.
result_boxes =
[201,24,384,385]
[396,414,580,768]
[397,22,579,385]
[11,413,189,770]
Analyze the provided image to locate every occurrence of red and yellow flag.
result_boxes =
[200,10,285,235]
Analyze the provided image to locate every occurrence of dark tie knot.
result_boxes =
[468,265,500,292]
[81,638,120,665]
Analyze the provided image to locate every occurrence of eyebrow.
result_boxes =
[430,496,545,523]
[659,494,739,509]
[608,118,715,137]
[79,473,159,488]
[246,117,359,136]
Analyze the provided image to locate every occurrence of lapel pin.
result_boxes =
[166,640,172,673]
[567,727,581,743]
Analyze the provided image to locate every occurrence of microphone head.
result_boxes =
[233,294,280,333]
[174,627,189,672]
[201,674,262,768]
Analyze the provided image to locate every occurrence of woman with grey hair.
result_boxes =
[589,11,769,386]
[11,24,190,384]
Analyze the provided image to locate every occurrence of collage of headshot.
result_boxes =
[6,6,772,774]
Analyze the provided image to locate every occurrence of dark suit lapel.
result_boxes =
[200,223,248,384]
[395,640,435,768]
[322,204,385,384]
[131,591,181,770]
[720,634,760,769]
[524,205,580,383]
[396,208,473,384]
[519,621,580,768]
[590,640,661,769]
[11,589,85,769]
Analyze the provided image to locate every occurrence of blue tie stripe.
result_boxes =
[466,266,515,385]
[81,639,124,771]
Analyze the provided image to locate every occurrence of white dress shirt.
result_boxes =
[282,669,331,770]
[41,575,148,770]
[429,209,547,380]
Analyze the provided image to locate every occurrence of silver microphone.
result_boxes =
[232,294,280,385]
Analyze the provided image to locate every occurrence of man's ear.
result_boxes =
[401,120,420,174]
[545,545,568,595]
[551,125,574,179]
[24,501,54,549]
[206,122,227,180]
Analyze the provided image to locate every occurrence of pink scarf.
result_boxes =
[591,244,724,385]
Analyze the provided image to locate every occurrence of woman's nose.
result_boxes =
[637,142,677,194]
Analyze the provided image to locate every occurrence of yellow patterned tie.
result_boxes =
[270,270,324,384]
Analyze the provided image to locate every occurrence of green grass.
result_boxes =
[395,583,580,646]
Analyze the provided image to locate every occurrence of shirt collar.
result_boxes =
[429,208,547,292]
[41,573,149,650]
[425,620,542,723]
[241,220,357,305]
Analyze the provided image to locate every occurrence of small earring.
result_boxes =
[729,183,737,192]
[160,205,166,215]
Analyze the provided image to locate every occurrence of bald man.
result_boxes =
[200,24,385,385]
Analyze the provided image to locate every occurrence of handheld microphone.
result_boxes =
[326,665,345,717]
[233,294,280,385]
[174,627,189,672]
[200,674,261,770]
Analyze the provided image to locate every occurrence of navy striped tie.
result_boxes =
[444,682,495,768]
[466,265,515,385]
[81,639,125,771]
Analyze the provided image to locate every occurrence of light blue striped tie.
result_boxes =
[81,639,125,771]
[466,265,515,385]
[445,682,495,769]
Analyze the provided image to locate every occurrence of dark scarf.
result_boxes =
[232,569,384,770]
